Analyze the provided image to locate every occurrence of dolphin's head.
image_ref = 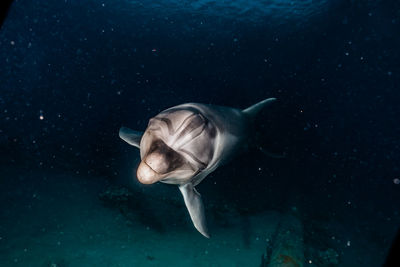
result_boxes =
[137,108,216,185]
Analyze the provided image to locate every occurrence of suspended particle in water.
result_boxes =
[393,178,400,185]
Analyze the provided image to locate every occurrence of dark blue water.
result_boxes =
[0,0,399,266]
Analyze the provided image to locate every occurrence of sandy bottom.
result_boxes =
[0,167,390,266]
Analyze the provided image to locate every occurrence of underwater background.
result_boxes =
[0,0,399,266]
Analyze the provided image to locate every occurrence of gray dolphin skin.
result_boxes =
[119,98,276,238]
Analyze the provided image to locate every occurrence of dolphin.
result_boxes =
[119,98,276,238]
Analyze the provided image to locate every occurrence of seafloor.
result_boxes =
[0,165,390,267]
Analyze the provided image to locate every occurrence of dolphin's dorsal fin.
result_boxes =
[179,183,210,238]
[242,98,276,118]
[119,127,143,148]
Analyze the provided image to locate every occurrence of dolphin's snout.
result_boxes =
[137,160,162,184]
[145,152,169,174]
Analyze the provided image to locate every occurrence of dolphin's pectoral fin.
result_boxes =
[179,183,210,238]
[119,127,143,149]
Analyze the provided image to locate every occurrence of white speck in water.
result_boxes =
[393,178,400,184]
[308,260,312,264]
[347,240,351,246]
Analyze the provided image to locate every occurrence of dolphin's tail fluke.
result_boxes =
[242,98,276,118]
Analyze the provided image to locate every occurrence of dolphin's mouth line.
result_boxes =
[143,160,162,175]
